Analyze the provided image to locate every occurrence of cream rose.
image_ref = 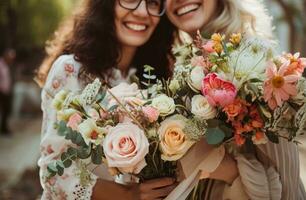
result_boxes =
[103,122,149,174]
[189,66,205,91]
[191,95,217,119]
[151,94,175,117]
[108,83,141,108]
[158,115,195,161]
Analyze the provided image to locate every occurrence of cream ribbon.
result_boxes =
[165,141,225,200]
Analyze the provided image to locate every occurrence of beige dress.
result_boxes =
[201,139,306,200]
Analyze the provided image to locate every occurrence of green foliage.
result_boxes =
[0,0,78,50]
[205,119,232,145]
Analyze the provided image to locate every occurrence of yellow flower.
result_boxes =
[229,33,242,45]
[213,42,223,54]
[211,33,224,43]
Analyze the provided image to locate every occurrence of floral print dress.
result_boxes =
[38,54,136,199]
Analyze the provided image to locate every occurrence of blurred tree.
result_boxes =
[272,0,306,54]
[0,0,77,52]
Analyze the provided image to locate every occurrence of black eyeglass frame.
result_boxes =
[118,0,166,17]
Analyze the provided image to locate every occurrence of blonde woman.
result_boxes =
[165,0,306,199]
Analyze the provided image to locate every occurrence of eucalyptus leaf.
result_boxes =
[96,89,107,103]
[144,65,155,72]
[67,147,78,160]
[58,121,68,136]
[47,162,58,173]
[91,148,102,165]
[206,127,225,145]
[56,164,64,176]
[143,74,157,80]
[77,146,92,159]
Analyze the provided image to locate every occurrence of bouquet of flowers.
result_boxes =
[46,32,306,199]
[170,32,306,148]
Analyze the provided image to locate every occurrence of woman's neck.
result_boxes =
[117,46,137,77]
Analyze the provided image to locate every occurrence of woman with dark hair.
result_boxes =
[37,0,176,199]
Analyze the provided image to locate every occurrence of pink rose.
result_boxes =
[142,106,159,123]
[103,122,149,174]
[202,73,237,107]
[202,40,215,53]
[67,113,82,131]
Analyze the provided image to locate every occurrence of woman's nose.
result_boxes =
[133,1,149,17]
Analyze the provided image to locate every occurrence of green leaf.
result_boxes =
[206,127,225,145]
[61,152,73,168]
[266,132,279,144]
[77,146,92,159]
[58,121,68,136]
[144,65,155,72]
[219,125,233,138]
[56,164,64,176]
[143,74,157,80]
[96,89,107,103]
[67,147,78,160]
[47,162,58,173]
[56,160,65,169]
[91,147,102,165]
[75,133,86,146]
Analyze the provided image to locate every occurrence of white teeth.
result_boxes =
[177,4,199,16]
[125,23,147,31]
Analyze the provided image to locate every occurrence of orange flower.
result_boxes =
[235,134,246,146]
[223,99,244,119]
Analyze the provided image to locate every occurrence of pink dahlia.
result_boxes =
[264,61,299,110]
[201,73,237,107]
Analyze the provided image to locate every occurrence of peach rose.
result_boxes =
[158,115,195,161]
[103,122,149,174]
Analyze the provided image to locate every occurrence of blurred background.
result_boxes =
[0,0,305,199]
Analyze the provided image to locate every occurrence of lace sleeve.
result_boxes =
[38,55,98,200]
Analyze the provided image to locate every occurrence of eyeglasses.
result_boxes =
[118,0,166,17]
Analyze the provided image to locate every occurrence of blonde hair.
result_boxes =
[204,0,274,39]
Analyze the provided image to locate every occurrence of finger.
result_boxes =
[151,184,177,199]
[142,177,176,190]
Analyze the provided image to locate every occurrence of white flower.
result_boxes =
[151,94,175,117]
[108,83,141,107]
[188,66,205,91]
[78,118,107,146]
[80,78,102,106]
[57,108,78,121]
[227,37,273,88]
[52,90,69,111]
[191,95,217,119]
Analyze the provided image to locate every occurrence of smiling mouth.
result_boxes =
[124,22,148,32]
[176,4,200,16]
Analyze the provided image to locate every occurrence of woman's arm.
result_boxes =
[92,178,177,200]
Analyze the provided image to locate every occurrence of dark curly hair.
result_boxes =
[36,0,175,86]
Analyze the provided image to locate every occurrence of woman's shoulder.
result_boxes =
[43,54,83,95]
